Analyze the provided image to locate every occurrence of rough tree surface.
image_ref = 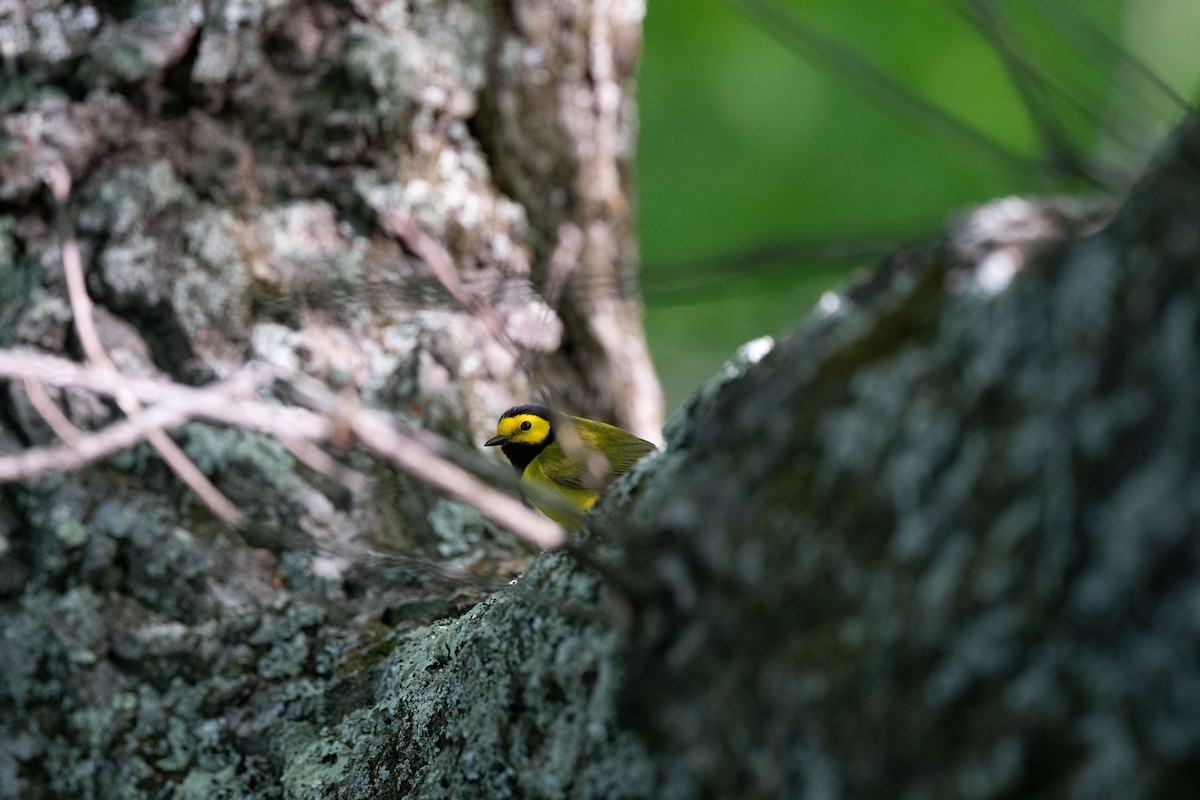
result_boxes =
[0,0,659,797]
[615,114,1200,798]
[3,2,1199,800]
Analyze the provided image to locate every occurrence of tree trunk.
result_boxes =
[0,0,658,797]
[614,115,1200,798]
[4,2,1200,800]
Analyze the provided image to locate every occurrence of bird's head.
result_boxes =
[484,404,554,448]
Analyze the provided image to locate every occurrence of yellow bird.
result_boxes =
[484,404,656,527]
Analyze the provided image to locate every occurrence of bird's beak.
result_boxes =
[484,435,510,447]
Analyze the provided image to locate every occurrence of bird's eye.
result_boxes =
[520,420,532,431]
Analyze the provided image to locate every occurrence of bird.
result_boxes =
[484,403,656,527]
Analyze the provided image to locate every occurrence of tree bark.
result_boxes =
[0,0,658,797]
[614,115,1200,798]
[4,2,1200,800]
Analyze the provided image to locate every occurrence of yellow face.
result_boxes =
[492,413,552,446]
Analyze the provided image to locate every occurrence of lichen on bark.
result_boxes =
[613,117,1200,799]
[1,0,659,796]
[4,1,1200,798]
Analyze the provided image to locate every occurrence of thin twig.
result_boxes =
[44,161,244,528]
[22,378,81,443]
[0,351,274,417]
[279,368,585,526]
[723,0,1045,182]
[382,211,519,352]
[346,406,567,548]
[280,436,369,494]
[956,0,1103,187]
[0,349,568,548]
[0,403,191,481]
[1037,0,1193,114]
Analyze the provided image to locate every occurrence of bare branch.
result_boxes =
[21,378,81,443]
[142,427,244,526]
[280,367,586,529]
[280,436,369,494]
[723,0,1048,183]
[0,403,191,481]
[0,351,275,417]
[45,161,244,528]
[0,348,568,549]
[382,211,519,353]
[345,402,569,547]
[46,163,107,372]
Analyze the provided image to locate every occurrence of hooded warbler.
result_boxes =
[484,404,656,527]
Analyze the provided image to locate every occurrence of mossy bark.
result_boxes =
[0,0,657,797]
[614,115,1200,798]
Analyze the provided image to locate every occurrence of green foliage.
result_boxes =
[638,0,1199,410]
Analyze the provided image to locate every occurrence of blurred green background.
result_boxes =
[636,0,1200,412]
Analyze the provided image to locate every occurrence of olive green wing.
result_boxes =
[586,425,657,475]
[545,416,656,491]
[527,442,603,493]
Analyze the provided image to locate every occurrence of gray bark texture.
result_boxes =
[613,117,1200,798]
[0,0,659,797]
[2,3,1200,800]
